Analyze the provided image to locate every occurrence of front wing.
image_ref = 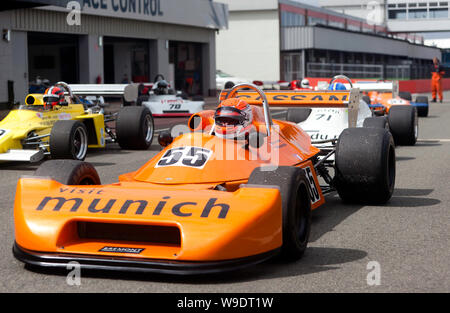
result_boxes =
[13,178,282,274]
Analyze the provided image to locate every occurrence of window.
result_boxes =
[388,9,407,19]
[429,8,448,17]
[409,9,428,18]
[281,11,305,27]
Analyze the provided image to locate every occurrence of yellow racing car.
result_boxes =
[0,82,154,163]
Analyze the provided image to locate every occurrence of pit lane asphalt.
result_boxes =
[0,94,449,292]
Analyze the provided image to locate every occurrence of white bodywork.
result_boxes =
[141,94,204,116]
[298,99,373,148]
[216,70,250,90]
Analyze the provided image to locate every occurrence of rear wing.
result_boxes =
[219,88,360,128]
[67,84,128,96]
[352,81,398,97]
[66,83,156,103]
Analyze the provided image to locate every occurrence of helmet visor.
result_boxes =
[43,95,60,104]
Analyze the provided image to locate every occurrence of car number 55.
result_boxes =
[156,146,212,169]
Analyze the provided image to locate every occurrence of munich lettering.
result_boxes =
[35,196,230,219]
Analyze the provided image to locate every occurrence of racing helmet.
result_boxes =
[43,86,64,108]
[301,79,311,89]
[153,80,169,95]
[328,82,347,91]
[214,98,253,139]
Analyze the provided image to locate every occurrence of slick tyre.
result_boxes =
[388,105,418,146]
[362,95,371,105]
[399,91,412,101]
[363,116,388,129]
[116,106,154,150]
[50,120,88,161]
[415,96,429,117]
[286,108,312,124]
[334,128,396,204]
[35,160,100,185]
[248,166,312,261]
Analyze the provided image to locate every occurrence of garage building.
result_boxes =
[0,0,228,108]
[216,0,441,83]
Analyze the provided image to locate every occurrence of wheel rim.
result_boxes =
[144,114,154,143]
[73,126,88,160]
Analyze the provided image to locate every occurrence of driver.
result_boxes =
[328,82,347,91]
[43,86,65,109]
[153,80,169,95]
[214,98,253,140]
[290,78,313,90]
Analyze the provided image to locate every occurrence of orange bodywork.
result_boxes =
[367,91,410,113]
[13,89,353,270]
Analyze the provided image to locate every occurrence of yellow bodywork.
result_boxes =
[0,94,106,155]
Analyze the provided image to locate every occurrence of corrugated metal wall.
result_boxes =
[11,8,212,42]
[281,25,441,60]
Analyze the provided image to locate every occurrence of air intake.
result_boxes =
[77,222,181,246]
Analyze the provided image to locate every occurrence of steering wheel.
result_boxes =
[329,75,353,89]
[154,74,165,83]
[219,83,272,137]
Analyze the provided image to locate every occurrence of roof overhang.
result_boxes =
[1,0,70,11]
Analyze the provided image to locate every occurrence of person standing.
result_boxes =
[431,57,445,103]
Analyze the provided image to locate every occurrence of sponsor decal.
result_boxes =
[0,129,9,139]
[34,188,230,219]
[58,113,72,120]
[36,112,43,119]
[229,93,348,103]
[155,146,212,169]
[304,166,320,204]
[99,246,145,254]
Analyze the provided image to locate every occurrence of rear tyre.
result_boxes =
[248,166,312,261]
[362,95,371,105]
[116,106,154,150]
[35,160,100,185]
[415,96,429,117]
[50,120,88,161]
[388,105,418,146]
[363,116,388,129]
[399,91,412,101]
[334,128,396,204]
[286,108,312,124]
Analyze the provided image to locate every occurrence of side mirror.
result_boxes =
[158,131,173,147]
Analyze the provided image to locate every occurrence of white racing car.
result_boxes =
[126,75,205,117]
[285,75,417,157]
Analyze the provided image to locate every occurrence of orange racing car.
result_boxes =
[13,84,396,274]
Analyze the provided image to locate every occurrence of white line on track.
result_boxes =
[417,139,450,142]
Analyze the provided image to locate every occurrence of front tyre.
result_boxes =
[248,166,312,261]
[116,106,154,149]
[35,160,100,185]
[415,96,429,117]
[388,105,418,146]
[334,128,396,204]
[50,120,88,161]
